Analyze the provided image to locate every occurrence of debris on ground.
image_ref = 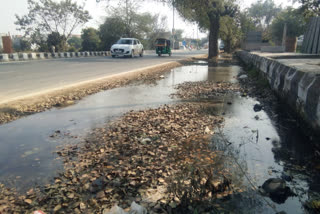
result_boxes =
[171,81,240,100]
[0,103,233,213]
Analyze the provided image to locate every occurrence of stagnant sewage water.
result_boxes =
[0,61,318,213]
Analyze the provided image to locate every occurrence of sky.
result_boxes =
[0,0,297,38]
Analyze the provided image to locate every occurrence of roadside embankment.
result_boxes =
[237,51,320,133]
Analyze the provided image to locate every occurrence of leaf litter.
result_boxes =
[0,60,247,213]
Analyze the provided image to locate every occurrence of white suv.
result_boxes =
[110,38,144,58]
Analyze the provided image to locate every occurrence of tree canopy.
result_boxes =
[271,8,306,42]
[248,0,282,29]
[297,0,320,17]
[165,0,238,58]
[81,28,101,51]
[99,2,168,50]
[15,0,91,40]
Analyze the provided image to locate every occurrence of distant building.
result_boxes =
[0,33,6,50]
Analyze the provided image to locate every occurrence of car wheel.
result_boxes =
[158,53,161,57]
[140,50,144,57]
[169,52,172,56]
[112,55,115,58]
[130,50,134,58]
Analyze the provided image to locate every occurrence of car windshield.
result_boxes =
[117,39,133,45]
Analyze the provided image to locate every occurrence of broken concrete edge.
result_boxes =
[236,50,320,134]
[0,55,206,125]
[0,51,111,62]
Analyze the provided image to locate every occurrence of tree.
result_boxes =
[271,8,306,42]
[13,38,31,52]
[30,29,49,52]
[99,17,127,51]
[220,16,241,53]
[15,0,91,40]
[168,0,238,58]
[99,3,168,50]
[248,0,282,29]
[67,36,82,51]
[81,28,101,51]
[237,11,256,39]
[297,0,320,17]
[47,32,66,52]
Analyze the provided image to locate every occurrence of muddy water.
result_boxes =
[0,61,318,214]
[0,64,233,192]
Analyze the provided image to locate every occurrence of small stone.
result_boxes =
[239,74,248,79]
[253,104,263,112]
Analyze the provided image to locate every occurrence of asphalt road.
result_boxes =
[0,50,207,104]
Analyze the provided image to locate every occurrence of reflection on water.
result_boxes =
[0,64,241,192]
[210,89,319,213]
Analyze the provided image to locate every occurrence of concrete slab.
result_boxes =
[276,58,320,74]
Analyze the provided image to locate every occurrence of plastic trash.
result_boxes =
[129,202,147,214]
[33,211,46,214]
[103,205,127,214]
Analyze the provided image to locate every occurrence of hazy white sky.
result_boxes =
[0,0,297,38]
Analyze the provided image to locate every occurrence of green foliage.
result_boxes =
[99,17,126,51]
[220,16,242,53]
[30,29,49,52]
[237,11,256,38]
[47,32,66,52]
[81,28,101,51]
[13,38,31,52]
[168,0,238,57]
[67,36,82,51]
[15,0,91,46]
[99,3,168,50]
[271,8,306,42]
[248,0,282,29]
[297,0,320,17]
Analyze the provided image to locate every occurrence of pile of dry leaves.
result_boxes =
[0,103,233,214]
[172,81,241,100]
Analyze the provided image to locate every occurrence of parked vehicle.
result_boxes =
[155,38,172,56]
[110,38,144,58]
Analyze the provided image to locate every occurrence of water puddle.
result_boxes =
[0,63,240,192]
[210,89,319,213]
[0,61,318,214]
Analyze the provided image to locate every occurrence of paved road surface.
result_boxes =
[0,50,207,104]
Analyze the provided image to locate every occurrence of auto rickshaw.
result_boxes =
[155,38,172,56]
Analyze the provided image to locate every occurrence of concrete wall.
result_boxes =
[0,51,110,62]
[237,51,320,132]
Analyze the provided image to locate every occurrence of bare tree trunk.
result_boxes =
[208,14,220,58]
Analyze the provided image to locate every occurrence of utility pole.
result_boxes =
[126,0,129,37]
